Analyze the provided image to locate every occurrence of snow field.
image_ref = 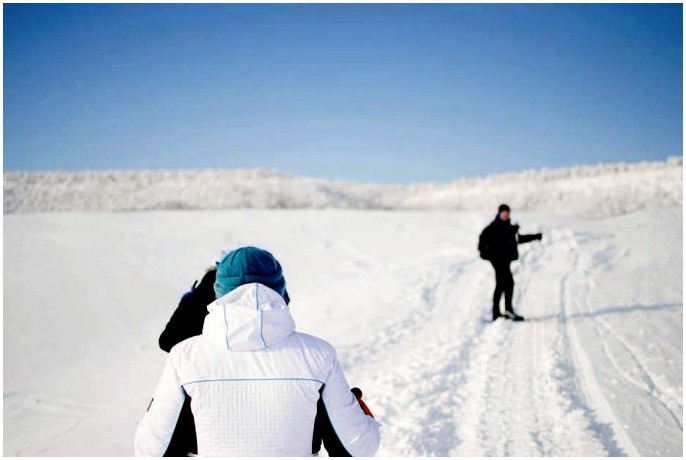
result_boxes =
[3,208,683,456]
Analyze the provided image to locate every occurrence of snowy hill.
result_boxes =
[4,157,682,217]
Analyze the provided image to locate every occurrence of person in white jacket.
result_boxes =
[135,246,381,456]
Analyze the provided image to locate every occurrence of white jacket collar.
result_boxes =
[203,283,295,351]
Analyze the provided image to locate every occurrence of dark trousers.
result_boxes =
[491,261,514,316]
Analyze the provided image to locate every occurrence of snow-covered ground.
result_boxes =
[4,205,682,455]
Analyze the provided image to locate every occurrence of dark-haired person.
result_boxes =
[478,204,542,321]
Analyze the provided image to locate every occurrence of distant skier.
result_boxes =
[478,204,542,321]
[137,246,380,456]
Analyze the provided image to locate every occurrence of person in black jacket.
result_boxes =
[157,267,217,456]
[478,204,542,321]
[158,265,370,456]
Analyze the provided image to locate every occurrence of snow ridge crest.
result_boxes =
[3,158,682,217]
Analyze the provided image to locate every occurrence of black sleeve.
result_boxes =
[518,233,541,245]
[159,270,217,353]
[478,225,492,260]
[158,292,203,352]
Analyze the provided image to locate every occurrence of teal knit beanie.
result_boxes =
[214,246,290,304]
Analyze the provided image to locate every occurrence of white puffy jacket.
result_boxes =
[135,282,381,456]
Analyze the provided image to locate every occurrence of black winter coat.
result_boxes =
[479,216,540,263]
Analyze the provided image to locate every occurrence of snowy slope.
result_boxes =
[4,157,682,217]
[3,207,682,456]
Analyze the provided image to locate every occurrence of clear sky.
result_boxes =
[3,3,683,183]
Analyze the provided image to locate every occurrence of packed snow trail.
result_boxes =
[3,209,682,456]
[557,219,683,456]
[340,211,682,457]
[342,224,613,456]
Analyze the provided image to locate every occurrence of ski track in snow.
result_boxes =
[550,229,631,456]
[592,317,683,432]
[565,230,683,456]
[4,392,108,456]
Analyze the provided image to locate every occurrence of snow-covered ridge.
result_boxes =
[3,157,682,216]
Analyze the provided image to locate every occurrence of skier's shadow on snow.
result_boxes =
[517,302,681,323]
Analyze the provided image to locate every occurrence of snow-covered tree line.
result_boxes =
[3,157,682,217]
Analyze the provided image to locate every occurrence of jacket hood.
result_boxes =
[203,283,296,351]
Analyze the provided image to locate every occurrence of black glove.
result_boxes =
[535,233,543,241]
[512,224,520,233]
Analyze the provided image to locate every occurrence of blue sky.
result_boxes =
[3,3,683,183]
